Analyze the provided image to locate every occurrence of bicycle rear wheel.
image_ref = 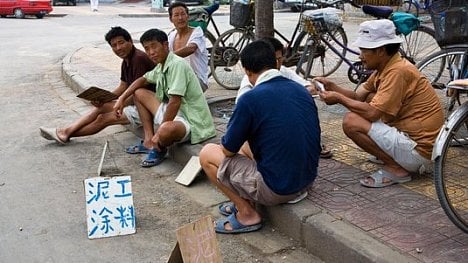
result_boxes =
[205,30,216,78]
[296,27,347,79]
[434,105,468,233]
[400,25,439,65]
[417,47,468,113]
[210,28,254,90]
[418,47,468,83]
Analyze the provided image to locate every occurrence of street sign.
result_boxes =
[84,176,136,239]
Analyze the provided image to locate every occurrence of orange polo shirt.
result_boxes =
[362,54,444,159]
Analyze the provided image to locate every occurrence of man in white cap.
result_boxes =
[316,19,443,188]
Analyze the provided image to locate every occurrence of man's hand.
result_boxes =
[305,85,319,97]
[314,77,338,92]
[113,97,125,118]
[319,90,342,105]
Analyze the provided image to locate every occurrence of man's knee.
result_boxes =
[342,112,370,135]
[134,88,148,102]
[199,143,221,168]
[158,121,185,143]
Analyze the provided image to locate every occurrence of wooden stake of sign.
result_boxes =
[168,215,222,263]
[97,140,109,176]
[175,156,202,186]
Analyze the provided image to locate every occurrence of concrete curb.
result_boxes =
[62,48,91,94]
[266,202,418,263]
[61,48,418,263]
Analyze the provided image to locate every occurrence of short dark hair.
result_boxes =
[140,29,168,45]
[261,37,284,54]
[168,2,189,17]
[105,26,132,45]
[383,43,400,56]
[240,40,276,73]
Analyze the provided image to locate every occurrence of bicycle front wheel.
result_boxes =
[400,25,439,65]
[434,104,468,233]
[210,28,254,90]
[296,27,347,79]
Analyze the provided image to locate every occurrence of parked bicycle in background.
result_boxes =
[209,0,438,89]
[399,0,433,18]
[413,0,468,233]
[297,0,438,84]
[210,0,320,89]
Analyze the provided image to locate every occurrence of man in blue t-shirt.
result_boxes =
[199,40,321,234]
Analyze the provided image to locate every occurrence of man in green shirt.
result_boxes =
[114,28,216,167]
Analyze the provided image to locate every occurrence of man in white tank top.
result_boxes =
[167,2,209,92]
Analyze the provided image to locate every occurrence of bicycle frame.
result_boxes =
[406,0,431,11]
[300,28,373,85]
[205,14,221,41]
[432,100,468,158]
[324,32,370,76]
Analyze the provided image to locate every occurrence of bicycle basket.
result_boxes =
[430,0,468,46]
[301,7,343,34]
[352,0,402,6]
[230,1,253,28]
[188,8,209,31]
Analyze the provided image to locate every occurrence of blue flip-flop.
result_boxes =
[218,202,237,216]
[126,140,150,154]
[215,213,262,234]
[141,148,167,168]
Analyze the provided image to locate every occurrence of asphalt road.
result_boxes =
[0,4,323,262]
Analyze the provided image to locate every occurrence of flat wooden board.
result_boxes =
[175,156,202,186]
[175,215,222,263]
[167,242,183,263]
[77,86,118,103]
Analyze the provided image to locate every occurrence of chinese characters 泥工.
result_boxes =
[85,176,136,239]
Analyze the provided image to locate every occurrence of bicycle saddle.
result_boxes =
[204,2,220,15]
[362,5,394,19]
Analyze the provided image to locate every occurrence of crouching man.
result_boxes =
[199,40,321,234]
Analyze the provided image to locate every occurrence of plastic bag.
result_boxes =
[390,12,420,36]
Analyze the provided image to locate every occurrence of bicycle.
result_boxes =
[188,2,223,69]
[297,2,439,84]
[415,0,468,117]
[432,77,468,233]
[413,0,468,233]
[210,0,438,89]
[209,0,348,90]
[399,0,432,17]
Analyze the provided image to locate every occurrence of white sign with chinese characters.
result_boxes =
[84,176,136,239]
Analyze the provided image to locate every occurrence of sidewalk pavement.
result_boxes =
[58,4,467,263]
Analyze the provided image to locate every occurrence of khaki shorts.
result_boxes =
[368,120,431,173]
[217,154,301,206]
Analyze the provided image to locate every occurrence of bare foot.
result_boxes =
[56,128,69,143]
[222,212,262,231]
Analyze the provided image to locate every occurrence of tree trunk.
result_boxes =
[254,0,274,39]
